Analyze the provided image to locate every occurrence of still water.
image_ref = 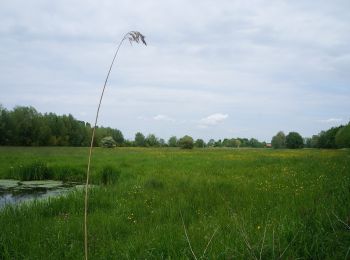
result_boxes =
[0,180,81,209]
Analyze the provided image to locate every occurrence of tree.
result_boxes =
[134,132,146,147]
[234,139,241,148]
[286,132,304,149]
[179,135,194,149]
[214,139,222,147]
[100,136,116,148]
[335,123,350,148]
[271,131,286,149]
[318,126,343,148]
[145,134,159,147]
[310,135,319,148]
[207,139,215,147]
[195,139,205,148]
[168,136,178,147]
[249,138,263,148]
[159,138,166,147]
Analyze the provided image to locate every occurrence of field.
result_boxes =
[0,147,349,259]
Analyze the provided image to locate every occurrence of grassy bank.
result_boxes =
[0,147,349,259]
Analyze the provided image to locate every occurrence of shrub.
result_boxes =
[178,135,194,149]
[100,136,116,148]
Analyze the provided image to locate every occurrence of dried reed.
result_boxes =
[84,31,146,260]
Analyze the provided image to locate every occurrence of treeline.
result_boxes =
[0,105,268,148]
[0,105,123,146]
[271,123,350,149]
[1,105,349,149]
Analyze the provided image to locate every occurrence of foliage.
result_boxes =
[134,132,146,147]
[271,131,286,149]
[317,126,343,148]
[207,139,215,147]
[335,123,350,148]
[145,134,159,147]
[286,132,304,149]
[194,139,205,148]
[168,136,178,147]
[0,105,123,147]
[178,135,194,149]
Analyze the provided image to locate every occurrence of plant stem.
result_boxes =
[84,34,127,260]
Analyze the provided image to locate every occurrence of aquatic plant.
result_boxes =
[84,31,146,260]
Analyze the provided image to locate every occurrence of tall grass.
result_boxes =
[0,147,349,258]
[84,31,146,260]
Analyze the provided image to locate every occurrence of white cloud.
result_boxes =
[153,114,175,122]
[317,118,343,123]
[0,0,349,141]
[199,113,228,127]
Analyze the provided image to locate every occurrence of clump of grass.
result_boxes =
[53,166,85,182]
[15,161,53,181]
[144,178,164,190]
[97,166,121,185]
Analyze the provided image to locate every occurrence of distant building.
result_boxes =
[266,143,272,148]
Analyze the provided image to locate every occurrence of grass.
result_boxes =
[0,146,349,259]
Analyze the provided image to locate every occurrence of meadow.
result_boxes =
[0,147,349,259]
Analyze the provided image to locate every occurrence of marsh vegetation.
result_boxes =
[0,147,349,259]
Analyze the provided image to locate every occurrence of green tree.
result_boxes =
[179,135,194,149]
[234,139,241,148]
[286,132,304,149]
[318,126,343,148]
[168,136,178,147]
[207,139,215,147]
[159,138,166,147]
[310,135,319,148]
[271,131,286,149]
[195,139,205,148]
[335,123,350,148]
[134,132,146,147]
[145,134,159,147]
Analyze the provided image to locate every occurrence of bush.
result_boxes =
[178,135,194,149]
[100,136,116,148]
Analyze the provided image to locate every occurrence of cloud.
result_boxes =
[153,114,175,122]
[0,0,349,141]
[317,118,343,123]
[199,113,228,127]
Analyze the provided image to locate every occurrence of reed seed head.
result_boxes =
[126,31,147,46]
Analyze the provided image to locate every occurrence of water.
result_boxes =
[0,180,81,209]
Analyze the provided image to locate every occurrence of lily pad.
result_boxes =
[0,179,20,190]
[19,180,63,189]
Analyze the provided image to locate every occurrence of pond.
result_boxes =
[0,179,83,209]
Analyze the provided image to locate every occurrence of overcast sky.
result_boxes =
[1,0,349,142]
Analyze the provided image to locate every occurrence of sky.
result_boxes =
[1,0,349,142]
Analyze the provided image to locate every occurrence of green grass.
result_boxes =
[0,147,349,259]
